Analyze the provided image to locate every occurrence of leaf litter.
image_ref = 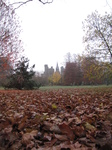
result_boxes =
[0,88,112,149]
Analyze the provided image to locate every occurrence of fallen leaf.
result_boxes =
[59,122,75,140]
[52,104,57,109]
[54,134,68,141]
[22,130,38,146]
[84,122,96,132]
[50,124,61,134]
[73,125,86,137]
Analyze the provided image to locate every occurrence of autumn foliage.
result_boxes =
[0,0,23,83]
[0,87,112,149]
[49,72,61,85]
[63,55,112,86]
[0,57,12,83]
[64,62,82,85]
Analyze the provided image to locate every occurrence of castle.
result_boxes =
[42,63,64,78]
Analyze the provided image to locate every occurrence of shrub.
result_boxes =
[3,57,40,90]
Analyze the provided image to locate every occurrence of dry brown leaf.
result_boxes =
[22,130,38,146]
[50,124,61,134]
[59,122,75,140]
[0,88,112,149]
[73,125,86,137]
[54,134,68,141]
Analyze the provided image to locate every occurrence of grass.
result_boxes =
[39,84,112,91]
[0,84,112,91]
[0,87,4,90]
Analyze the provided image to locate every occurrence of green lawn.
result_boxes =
[0,87,4,90]
[39,84,112,90]
[0,84,112,91]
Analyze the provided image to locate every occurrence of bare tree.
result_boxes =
[83,11,112,62]
[0,0,23,81]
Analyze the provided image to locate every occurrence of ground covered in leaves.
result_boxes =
[0,87,112,150]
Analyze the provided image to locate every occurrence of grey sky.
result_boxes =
[14,0,112,72]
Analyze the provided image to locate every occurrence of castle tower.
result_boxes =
[56,63,59,73]
[44,64,48,76]
[61,66,64,75]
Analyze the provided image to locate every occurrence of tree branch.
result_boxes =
[99,29,112,58]
[10,0,53,11]
[10,0,33,11]
[94,23,112,59]
[39,0,53,4]
[106,0,112,11]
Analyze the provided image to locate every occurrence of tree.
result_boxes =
[98,61,112,85]
[63,53,83,85]
[49,72,61,85]
[83,11,112,61]
[74,55,83,85]
[32,72,44,86]
[0,0,23,81]
[9,0,53,10]
[64,52,72,63]
[0,57,12,85]
[81,56,103,85]
[3,57,38,90]
[64,62,77,86]
[52,72,61,85]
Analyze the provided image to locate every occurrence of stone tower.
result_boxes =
[56,63,59,73]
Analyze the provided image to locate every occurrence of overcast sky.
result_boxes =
[14,0,112,72]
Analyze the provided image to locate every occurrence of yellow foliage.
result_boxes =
[52,72,61,84]
[49,72,61,85]
[52,104,57,109]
